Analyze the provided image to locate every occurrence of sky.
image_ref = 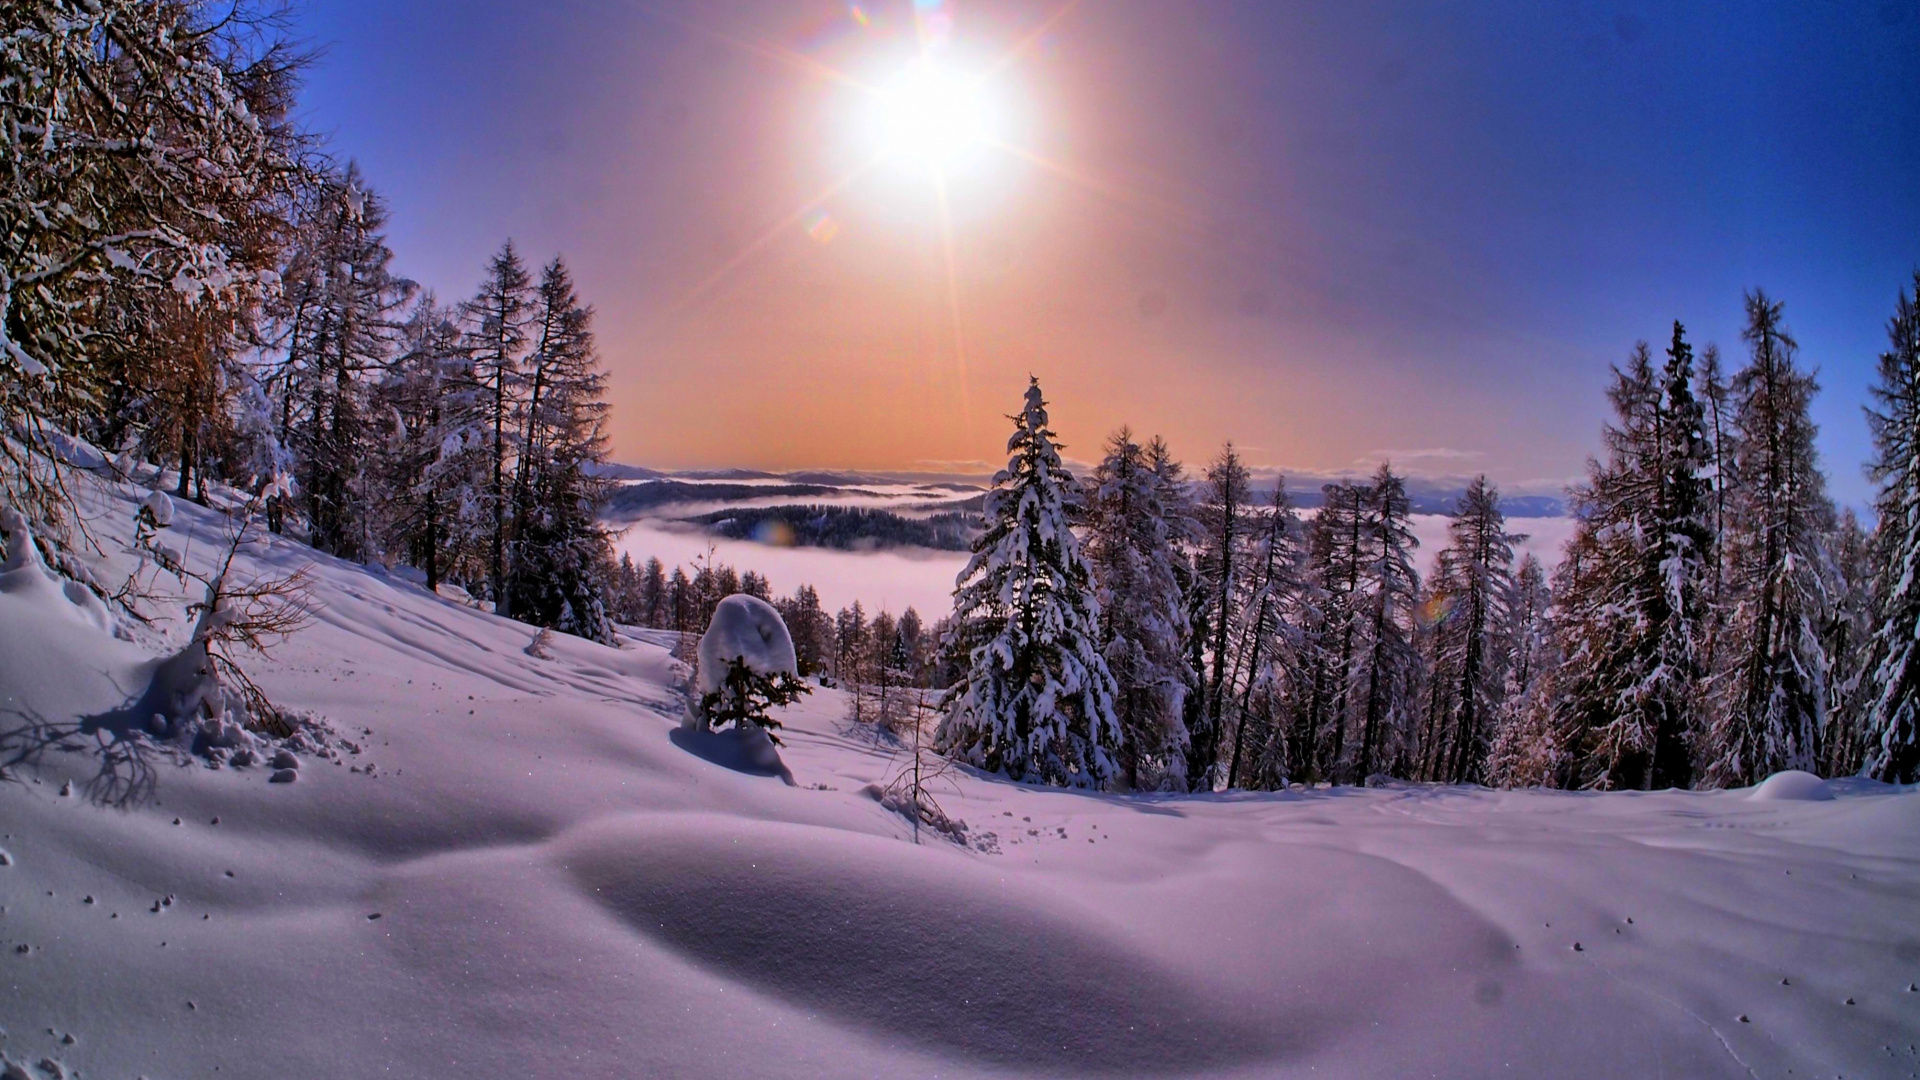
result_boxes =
[290,0,1920,506]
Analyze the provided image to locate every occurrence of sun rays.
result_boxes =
[641,0,1203,411]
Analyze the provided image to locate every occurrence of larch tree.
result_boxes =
[1190,444,1252,790]
[283,166,411,559]
[2,0,305,542]
[937,378,1121,789]
[464,242,533,616]
[1705,292,1835,786]
[1485,555,1560,787]
[1859,273,1920,782]
[1353,463,1420,782]
[1146,435,1205,789]
[1224,480,1310,790]
[1821,509,1875,775]
[370,295,478,592]
[1424,477,1519,783]
[1299,480,1369,783]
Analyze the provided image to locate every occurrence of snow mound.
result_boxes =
[1748,769,1835,802]
[0,510,116,635]
[695,593,796,695]
[557,813,1286,1073]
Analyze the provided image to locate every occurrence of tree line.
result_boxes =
[2,1,621,645]
[607,550,944,720]
[937,284,1920,791]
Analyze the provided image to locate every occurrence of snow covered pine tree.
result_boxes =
[938,378,1122,788]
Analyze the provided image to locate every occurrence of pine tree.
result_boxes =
[1859,272,1920,782]
[936,378,1121,788]
[1706,292,1835,786]
[1086,427,1195,789]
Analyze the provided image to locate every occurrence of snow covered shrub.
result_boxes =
[137,494,313,739]
[696,595,810,743]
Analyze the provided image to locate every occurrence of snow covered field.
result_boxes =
[2,478,1915,1080]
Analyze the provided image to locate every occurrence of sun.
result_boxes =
[876,59,996,172]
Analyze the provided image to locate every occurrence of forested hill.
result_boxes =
[690,505,979,552]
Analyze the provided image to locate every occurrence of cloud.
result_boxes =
[1355,448,1487,465]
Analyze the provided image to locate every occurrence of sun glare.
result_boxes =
[876,59,995,172]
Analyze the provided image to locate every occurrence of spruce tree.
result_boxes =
[1860,273,1920,782]
[1552,329,1712,790]
[1706,292,1835,786]
[936,378,1121,788]
[1087,427,1194,789]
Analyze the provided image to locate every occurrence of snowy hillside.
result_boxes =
[2,474,1917,1080]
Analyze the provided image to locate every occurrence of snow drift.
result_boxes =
[694,592,797,695]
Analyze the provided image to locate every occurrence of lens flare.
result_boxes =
[804,210,840,243]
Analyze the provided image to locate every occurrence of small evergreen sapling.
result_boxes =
[699,658,809,745]
[696,594,811,744]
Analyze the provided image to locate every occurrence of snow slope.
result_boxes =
[3,476,1917,1079]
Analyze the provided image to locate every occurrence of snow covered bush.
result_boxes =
[696,594,810,743]
[136,494,313,740]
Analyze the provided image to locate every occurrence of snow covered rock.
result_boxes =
[695,594,797,695]
[1748,769,1835,802]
